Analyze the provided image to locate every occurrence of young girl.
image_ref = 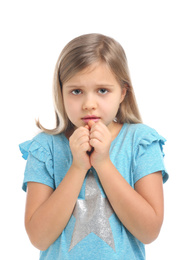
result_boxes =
[20,33,168,260]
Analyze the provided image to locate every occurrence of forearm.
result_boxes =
[26,164,87,251]
[94,159,163,244]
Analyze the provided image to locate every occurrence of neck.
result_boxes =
[108,122,123,141]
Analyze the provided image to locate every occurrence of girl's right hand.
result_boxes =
[69,126,92,171]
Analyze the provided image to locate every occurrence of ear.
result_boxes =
[120,87,127,103]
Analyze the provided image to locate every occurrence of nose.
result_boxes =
[82,94,97,111]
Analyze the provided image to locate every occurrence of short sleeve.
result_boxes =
[133,129,168,184]
[19,137,55,192]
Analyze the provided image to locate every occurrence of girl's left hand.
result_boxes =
[88,120,112,167]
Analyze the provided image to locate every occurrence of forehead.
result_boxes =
[64,62,119,87]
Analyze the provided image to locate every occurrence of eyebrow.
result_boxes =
[65,84,115,89]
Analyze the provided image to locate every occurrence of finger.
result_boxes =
[90,122,105,137]
[81,142,92,152]
[78,135,90,144]
[90,131,103,142]
[71,127,89,140]
[89,138,100,148]
[84,125,90,130]
[90,121,105,131]
[69,129,89,149]
[75,136,92,153]
[88,120,95,129]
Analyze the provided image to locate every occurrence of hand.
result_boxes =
[69,126,92,171]
[88,121,112,168]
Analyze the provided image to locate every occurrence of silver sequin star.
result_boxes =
[69,170,115,251]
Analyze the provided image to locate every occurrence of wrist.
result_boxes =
[70,162,89,176]
[92,156,112,173]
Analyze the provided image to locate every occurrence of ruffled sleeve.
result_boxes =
[133,126,168,184]
[19,134,55,192]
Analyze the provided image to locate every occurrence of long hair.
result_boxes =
[36,33,142,135]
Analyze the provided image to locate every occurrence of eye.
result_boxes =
[98,88,108,94]
[71,89,82,95]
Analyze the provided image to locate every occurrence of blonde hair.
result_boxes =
[37,33,142,135]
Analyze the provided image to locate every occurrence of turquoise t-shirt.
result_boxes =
[19,123,168,260]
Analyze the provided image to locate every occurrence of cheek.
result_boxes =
[110,95,122,109]
[101,97,121,115]
[63,97,77,118]
[109,96,123,116]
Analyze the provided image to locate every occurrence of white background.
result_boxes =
[1,0,191,259]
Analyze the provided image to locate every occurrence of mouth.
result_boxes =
[82,115,100,123]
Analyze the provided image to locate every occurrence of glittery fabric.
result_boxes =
[69,170,115,251]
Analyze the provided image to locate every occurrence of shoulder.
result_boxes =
[121,123,166,150]
[127,123,156,132]
[30,132,54,155]
[19,132,67,160]
[123,123,160,140]
[33,131,53,143]
[33,132,68,150]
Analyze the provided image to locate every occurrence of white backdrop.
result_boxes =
[1,0,191,259]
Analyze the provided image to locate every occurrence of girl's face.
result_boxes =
[62,62,126,133]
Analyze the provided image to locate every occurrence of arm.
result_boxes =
[25,164,87,251]
[25,126,91,251]
[94,161,164,244]
[89,121,164,244]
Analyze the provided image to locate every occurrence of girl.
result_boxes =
[20,33,168,260]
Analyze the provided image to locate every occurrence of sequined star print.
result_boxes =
[69,170,115,251]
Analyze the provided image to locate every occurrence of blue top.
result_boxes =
[19,123,168,260]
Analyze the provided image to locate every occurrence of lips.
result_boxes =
[82,115,100,123]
